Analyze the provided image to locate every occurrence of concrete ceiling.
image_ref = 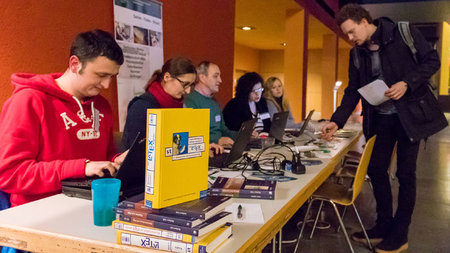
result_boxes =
[235,0,449,51]
[235,0,350,50]
[235,0,302,50]
[362,1,450,24]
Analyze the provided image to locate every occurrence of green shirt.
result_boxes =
[184,90,234,143]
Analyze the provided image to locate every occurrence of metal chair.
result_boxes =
[294,136,376,253]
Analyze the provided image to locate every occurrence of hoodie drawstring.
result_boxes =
[72,96,98,132]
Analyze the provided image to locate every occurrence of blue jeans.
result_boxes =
[0,191,9,210]
[0,191,22,253]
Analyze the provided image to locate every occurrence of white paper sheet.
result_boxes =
[225,203,265,224]
[357,79,390,106]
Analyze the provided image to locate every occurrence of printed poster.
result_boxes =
[113,0,164,130]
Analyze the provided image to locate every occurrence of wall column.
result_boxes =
[321,34,338,119]
[284,9,307,121]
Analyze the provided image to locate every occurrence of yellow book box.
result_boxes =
[144,108,209,209]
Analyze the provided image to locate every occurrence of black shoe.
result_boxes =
[375,238,408,253]
[351,225,388,246]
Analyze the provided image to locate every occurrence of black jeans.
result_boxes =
[367,113,420,242]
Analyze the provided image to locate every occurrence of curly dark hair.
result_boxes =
[336,3,373,26]
[235,72,264,101]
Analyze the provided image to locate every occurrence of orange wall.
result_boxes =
[307,49,322,117]
[260,50,284,82]
[0,1,117,117]
[284,9,305,121]
[161,0,235,108]
[321,34,338,119]
[0,0,235,129]
[234,43,260,73]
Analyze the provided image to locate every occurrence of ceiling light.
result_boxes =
[281,42,287,46]
[238,26,255,31]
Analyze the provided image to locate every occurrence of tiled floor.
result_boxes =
[264,114,450,253]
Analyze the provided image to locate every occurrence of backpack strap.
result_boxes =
[398,21,418,64]
[352,48,360,70]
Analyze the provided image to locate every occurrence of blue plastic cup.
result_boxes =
[91,178,121,226]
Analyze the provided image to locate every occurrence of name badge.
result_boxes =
[215,114,221,122]
[259,112,271,120]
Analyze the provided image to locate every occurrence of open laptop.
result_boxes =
[62,132,146,200]
[247,111,290,148]
[286,109,315,137]
[208,118,257,168]
[269,111,290,142]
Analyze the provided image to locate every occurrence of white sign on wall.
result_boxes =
[113,0,164,131]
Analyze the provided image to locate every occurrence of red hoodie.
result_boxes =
[0,73,116,206]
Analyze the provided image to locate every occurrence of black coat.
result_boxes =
[331,17,447,141]
[223,97,271,132]
[121,92,160,151]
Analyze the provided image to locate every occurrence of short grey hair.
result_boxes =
[197,61,213,76]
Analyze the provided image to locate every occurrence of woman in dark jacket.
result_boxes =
[121,57,197,151]
[223,72,271,134]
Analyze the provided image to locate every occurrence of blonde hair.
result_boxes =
[263,77,290,112]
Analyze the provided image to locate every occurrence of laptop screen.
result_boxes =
[115,132,146,191]
[225,118,257,165]
[297,110,315,136]
[269,111,289,142]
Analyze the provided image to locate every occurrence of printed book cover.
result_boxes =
[114,206,202,227]
[145,108,209,209]
[210,177,276,197]
[120,193,232,220]
[208,191,274,200]
[116,223,232,253]
[118,211,231,237]
[113,219,200,243]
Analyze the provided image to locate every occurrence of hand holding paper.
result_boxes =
[385,81,408,100]
[357,79,390,106]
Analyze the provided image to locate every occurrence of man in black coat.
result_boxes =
[321,4,447,253]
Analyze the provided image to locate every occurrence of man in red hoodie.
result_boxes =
[0,29,126,207]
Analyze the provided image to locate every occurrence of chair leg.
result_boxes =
[310,200,324,239]
[279,229,282,252]
[272,237,276,253]
[330,201,355,253]
[294,198,315,253]
[352,203,373,250]
[336,205,348,232]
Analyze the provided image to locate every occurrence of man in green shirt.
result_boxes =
[184,61,234,146]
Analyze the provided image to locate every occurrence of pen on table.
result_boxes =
[208,170,219,180]
[237,204,243,219]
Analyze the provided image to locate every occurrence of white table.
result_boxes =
[0,126,362,253]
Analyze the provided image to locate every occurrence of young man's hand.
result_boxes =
[385,81,408,100]
[321,121,338,141]
[85,161,120,177]
[113,150,129,165]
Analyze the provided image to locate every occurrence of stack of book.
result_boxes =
[113,193,233,252]
[209,177,277,200]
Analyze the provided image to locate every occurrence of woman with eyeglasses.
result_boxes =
[263,77,302,129]
[120,57,197,149]
[223,72,271,135]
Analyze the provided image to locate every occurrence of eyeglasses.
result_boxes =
[173,76,194,89]
[252,87,264,93]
